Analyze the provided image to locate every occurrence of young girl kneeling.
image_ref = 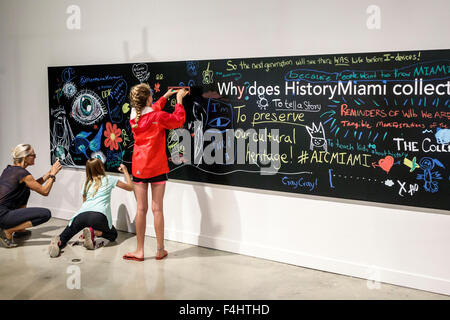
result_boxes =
[48,159,133,257]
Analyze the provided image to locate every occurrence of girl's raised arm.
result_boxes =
[116,164,133,191]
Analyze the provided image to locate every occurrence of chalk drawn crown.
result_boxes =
[306,122,325,137]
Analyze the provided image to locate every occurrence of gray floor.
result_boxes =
[0,218,448,300]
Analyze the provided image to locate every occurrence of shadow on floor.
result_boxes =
[168,245,236,260]
[16,223,137,248]
[14,225,62,247]
[12,219,234,261]
[102,230,135,248]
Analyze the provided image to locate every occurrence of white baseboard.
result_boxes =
[158,226,450,296]
[114,218,450,296]
[44,206,450,296]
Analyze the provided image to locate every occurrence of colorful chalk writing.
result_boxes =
[48,49,450,211]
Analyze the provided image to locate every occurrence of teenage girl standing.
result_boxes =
[124,84,187,261]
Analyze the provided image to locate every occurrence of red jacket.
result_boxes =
[130,97,185,179]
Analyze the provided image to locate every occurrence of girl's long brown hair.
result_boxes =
[83,158,106,198]
[129,83,152,128]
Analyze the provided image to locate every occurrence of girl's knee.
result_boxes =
[151,207,163,216]
[104,228,118,242]
[111,230,118,242]
[151,202,163,213]
[136,207,148,215]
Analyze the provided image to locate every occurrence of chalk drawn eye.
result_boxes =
[207,117,230,128]
[63,82,77,98]
[71,90,106,125]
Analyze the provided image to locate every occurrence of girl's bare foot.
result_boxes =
[123,250,144,261]
[156,248,168,260]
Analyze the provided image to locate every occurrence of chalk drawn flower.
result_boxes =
[104,122,122,150]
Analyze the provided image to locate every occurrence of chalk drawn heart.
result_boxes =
[379,156,394,173]
[132,64,150,83]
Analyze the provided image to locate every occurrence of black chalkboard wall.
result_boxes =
[48,49,450,211]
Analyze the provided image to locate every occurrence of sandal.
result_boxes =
[0,229,18,248]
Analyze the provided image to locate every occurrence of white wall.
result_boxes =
[0,0,449,295]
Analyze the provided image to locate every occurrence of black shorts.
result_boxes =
[132,173,168,184]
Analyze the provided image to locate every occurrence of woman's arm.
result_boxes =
[22,175,55,196]
[36,171,51,185]
[22,160,62,196]
[116,164,133,191]
[36,160,62,184]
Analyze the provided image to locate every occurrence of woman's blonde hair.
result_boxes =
[12,144,33,164]
[129,83,152,128]
[83,158,106,198]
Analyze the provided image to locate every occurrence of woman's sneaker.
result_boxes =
[83,227,95,250]
[48,236,61,258]
[0,229,18,248]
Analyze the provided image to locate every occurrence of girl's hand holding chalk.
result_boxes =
[118,164,128,173]
[163,89,178,99]
[176,88,189,103]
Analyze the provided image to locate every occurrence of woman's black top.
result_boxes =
[0,165,31,218]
